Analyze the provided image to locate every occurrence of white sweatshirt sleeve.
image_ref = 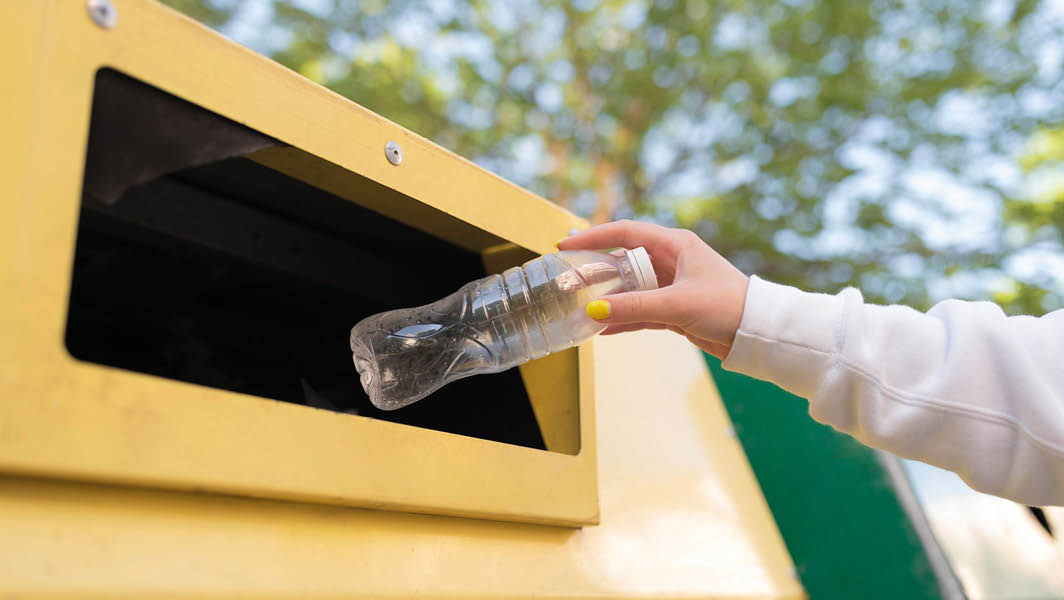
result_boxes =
[721,275,1064,506]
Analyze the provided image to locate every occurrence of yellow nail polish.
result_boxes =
[586,299,610,320]
[554,238,566,249]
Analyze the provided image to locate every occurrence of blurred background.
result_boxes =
[162,0,1064,315]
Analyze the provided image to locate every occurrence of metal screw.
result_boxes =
[385,141,403,166]
[87,0,118,29]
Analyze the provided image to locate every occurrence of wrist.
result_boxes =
[724,274,750,346]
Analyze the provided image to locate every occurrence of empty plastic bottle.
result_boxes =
[350,247,658,410]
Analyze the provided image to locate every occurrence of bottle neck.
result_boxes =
[617,255,642,292]
[622,247,658,291]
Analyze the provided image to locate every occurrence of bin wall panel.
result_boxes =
[0,331,802,599]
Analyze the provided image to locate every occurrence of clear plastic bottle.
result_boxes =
[350,247,658,410]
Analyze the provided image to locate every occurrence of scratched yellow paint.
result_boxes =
[0,1,803,597]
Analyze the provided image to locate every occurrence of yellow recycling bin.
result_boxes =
[0,1,802,597]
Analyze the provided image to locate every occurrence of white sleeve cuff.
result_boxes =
[721,276,856,399]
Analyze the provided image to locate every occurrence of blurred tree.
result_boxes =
[998,126,1064,313]
[161,0,1064,314]
[159,0,230,26]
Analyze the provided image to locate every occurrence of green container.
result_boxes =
[705,355,942,599]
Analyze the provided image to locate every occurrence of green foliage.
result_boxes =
[158,0,229,26]
[1000,125,1064,313]
[159,0,1064,315]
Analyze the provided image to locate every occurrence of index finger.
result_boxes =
[557,220,686,260]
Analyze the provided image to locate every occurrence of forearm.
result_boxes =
[723,276,1064,505]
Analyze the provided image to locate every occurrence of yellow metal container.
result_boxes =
[0,1,803,597]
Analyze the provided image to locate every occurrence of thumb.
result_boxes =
[585,288,680,326]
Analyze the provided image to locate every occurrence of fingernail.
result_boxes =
[554,238,566,249]
[586,299,610,320]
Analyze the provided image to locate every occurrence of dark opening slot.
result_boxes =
[1028,506,1054,537]
[66,68,547,451]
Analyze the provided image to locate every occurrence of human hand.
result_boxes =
[558,220,750,359]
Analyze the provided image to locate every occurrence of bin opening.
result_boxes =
[66,68,549,452]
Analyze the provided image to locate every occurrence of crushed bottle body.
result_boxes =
[350,248,656,410]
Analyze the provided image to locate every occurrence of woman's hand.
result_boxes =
[558,220,750,359]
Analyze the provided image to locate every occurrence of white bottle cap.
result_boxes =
[625,246,659,291]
